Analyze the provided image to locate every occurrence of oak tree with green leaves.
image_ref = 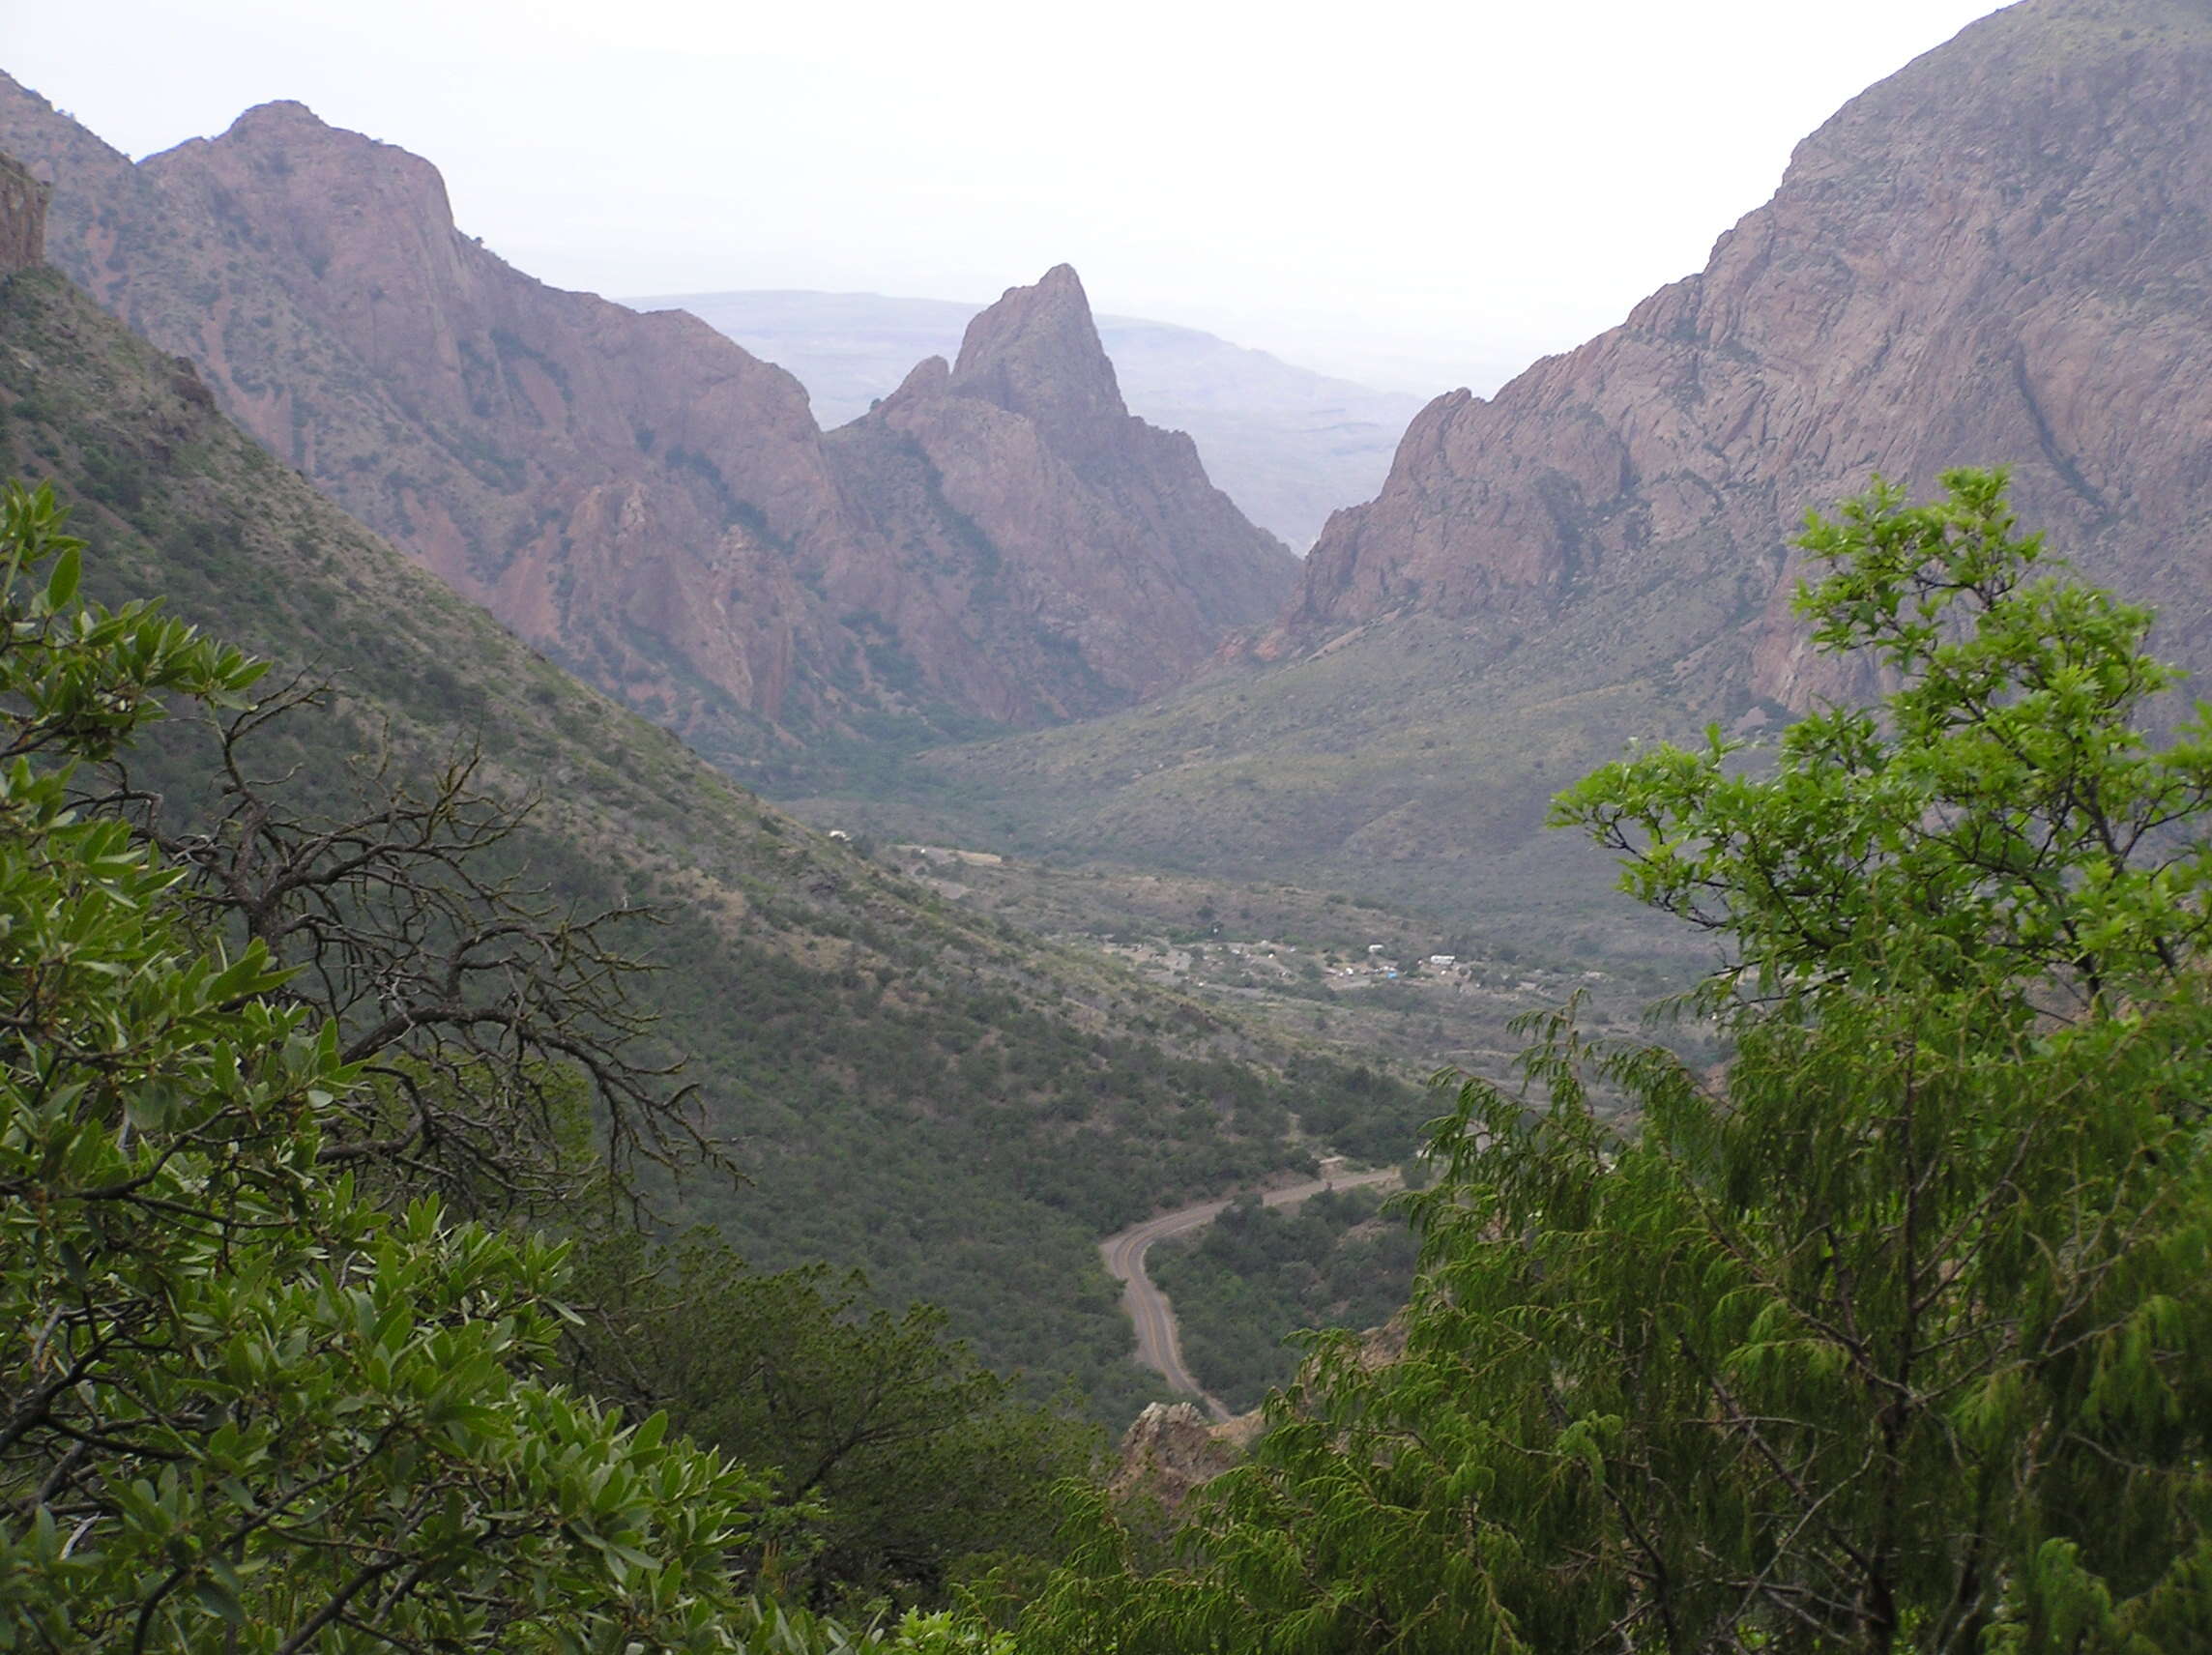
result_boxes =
[1022,471,2212,1655]
[0,484,774,1651]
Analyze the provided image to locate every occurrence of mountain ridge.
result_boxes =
[627,286,1426,551]
[1278,0,2212,694]
[880,0,2212,924]
[0,81,1294,770]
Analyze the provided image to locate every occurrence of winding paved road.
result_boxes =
[1099,1169,1401,1422]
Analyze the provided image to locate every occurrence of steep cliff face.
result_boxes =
[0,90,864,748]
[896,0,2212,923]
[826,267,1295,711]
[0,152,42,271]
[646,286,1423,550]
[1284,0,2212,704]
[0,84,1290,763]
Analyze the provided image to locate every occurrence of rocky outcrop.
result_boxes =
[826,268,1295,709]
[1109,1401,1249,1511]
[0,152,43,270]
[1279,0,2212,704]
[1108,1320,1404,1514]
[0,84,1291,759]
[645,287,1423,549]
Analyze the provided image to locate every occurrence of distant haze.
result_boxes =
[633,288,1426,548]
[5,0,2007,393]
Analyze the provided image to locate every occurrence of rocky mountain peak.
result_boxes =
[223,99,331,135]
[165,99,454,227]
[1278,0,2212,715]
[5,85,1296,753]
[144,99,476,322]
[949,263,1128,443]
[825,261,1295,704]
[884,352,951,406]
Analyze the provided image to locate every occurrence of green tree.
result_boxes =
[567,1231,1100,1614]
[1556,467,2212,1024]
[122,671,716,1217]
[1021,472,2212,1654]
[0,485,773,1650]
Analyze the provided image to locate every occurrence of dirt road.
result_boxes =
[1099,1169,1400,1422]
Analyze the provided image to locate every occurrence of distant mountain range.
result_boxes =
[627,289,1426,552]
[0,82,1294,777]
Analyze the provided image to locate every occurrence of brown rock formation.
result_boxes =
[1280,0,2212,704]
[1109,1401,1247,1511]
[0,152,43,271]
[1107,1320,1402,1515]
[0,85,1291,762]
[951,264,1130,451]
[0,90,858,752]
[826,267,1295,709]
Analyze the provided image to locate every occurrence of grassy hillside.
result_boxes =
[792,600,1746,958]
[838,843,1714,1091]
[0,262,1433,1421]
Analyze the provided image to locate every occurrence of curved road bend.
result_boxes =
[1100,1169,1401,1423]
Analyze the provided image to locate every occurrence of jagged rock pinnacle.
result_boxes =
[950,264,1127,443]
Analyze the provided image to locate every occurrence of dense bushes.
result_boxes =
[0,485,770,1648]
[1148,1188,1417,1411]
[1019,475,2212,1653]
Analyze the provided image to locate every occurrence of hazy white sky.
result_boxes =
[7,0,2008,393]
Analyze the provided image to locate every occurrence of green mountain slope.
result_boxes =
[0,258,1427,1419]
[813,605,1708,946]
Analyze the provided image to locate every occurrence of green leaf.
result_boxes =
[44,544,78,610]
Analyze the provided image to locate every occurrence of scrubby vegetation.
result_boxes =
[10,196,2211,1649]
[1148,1187,1417,1412]
[0,264,1430,1424]
[0,482,768,1646]
[0,477,1088,1648]
[1016,474,2212,1652]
